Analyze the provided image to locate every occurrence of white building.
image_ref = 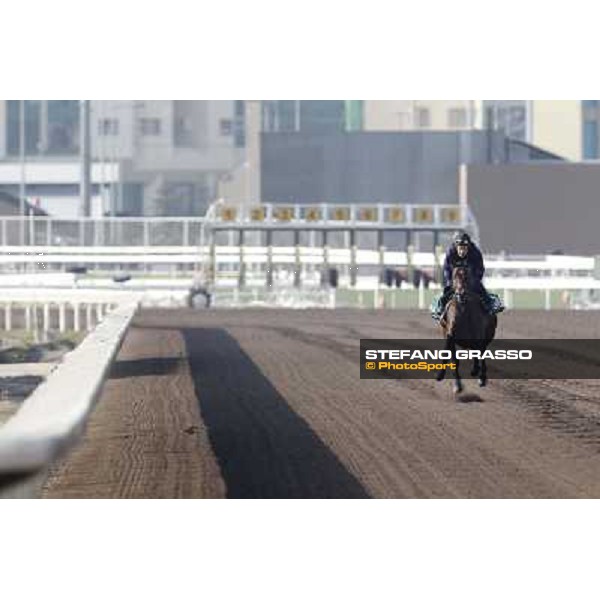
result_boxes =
[0,100,245,217]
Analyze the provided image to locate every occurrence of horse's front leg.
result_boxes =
[479,358,487,387]
[450,339,462,394]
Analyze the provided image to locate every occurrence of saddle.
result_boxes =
[431,290,504,322]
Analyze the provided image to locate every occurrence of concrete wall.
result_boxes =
[261,130,519,204]
[466,162,600,254]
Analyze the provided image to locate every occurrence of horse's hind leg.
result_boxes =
[436,336,452,382]
[479,359,487,387]
[453,359,463,394]
[470,358,480,377]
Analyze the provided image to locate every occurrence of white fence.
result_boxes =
[0,301,138,479]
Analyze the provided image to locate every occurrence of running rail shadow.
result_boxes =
[0,301,139,491]
[183,328,370,499]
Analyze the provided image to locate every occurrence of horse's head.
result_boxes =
[452,267,469,297]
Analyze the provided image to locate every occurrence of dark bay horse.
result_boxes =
[436,266,497,393]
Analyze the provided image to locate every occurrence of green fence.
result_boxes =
[334,288,572,310]
[211,286,575,310]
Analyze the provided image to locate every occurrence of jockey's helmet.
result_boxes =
[453,231,471,246]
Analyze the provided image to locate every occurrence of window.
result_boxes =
[139,118,161,136]
[174,116,193,146]
[6,100,41,156]
[235,100,245,118]
[234,100,246,147]
[505,106,526,140]
[262,101,278,132]
[344,100,363,131]
[219,119,233,136]
[415,107,430,128]
[98,118,119,135]
[583,100,599,121]
[583,120,598,159]
[173,101,196,147]
[260,101,298,132]
[448,108,467,128]
[300,100,345,132]
[47,100,79,154]
[277,101,296,131]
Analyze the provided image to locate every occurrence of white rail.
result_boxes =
[0,301,138,476]
[0,247,594,272]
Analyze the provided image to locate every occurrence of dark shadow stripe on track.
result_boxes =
[183,328,369,499]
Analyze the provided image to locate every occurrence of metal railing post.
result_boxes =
[350,229,357,287]
[183,219,189,247]
[294,229,301,288]
[4,303,11,331]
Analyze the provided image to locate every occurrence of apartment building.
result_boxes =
[0,100,244,217]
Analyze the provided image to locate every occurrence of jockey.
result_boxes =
[438,231,492,314]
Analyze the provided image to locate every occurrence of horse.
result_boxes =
[435,266,497,393]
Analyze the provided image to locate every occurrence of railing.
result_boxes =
[0,301,138,488]
[209,286,582,311]
[0,202,479,247]
[0,217,206,247]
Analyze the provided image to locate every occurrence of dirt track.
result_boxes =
[42,309,600,498]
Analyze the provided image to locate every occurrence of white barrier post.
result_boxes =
[32,304,39,343]
[43,303,50,332]
[85,304,92,331]
[4,303,11,331]
[418,278,425,309]
[544,288,551,310]
[73,303,80,332]
[59,303,66,333]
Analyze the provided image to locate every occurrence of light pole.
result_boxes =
[19,100,26,244]
[80,100,92,217]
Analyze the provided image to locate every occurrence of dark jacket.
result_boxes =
[443,243,485,289]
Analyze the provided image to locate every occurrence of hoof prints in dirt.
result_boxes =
[506,380,600,450]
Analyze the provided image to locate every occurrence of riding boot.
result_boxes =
[480,293,492,314]
[434,286,453,320]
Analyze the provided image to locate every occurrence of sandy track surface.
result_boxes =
[42,326,224,499]
[43,309,600,498]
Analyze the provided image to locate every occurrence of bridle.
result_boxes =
[451,268,471,306]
